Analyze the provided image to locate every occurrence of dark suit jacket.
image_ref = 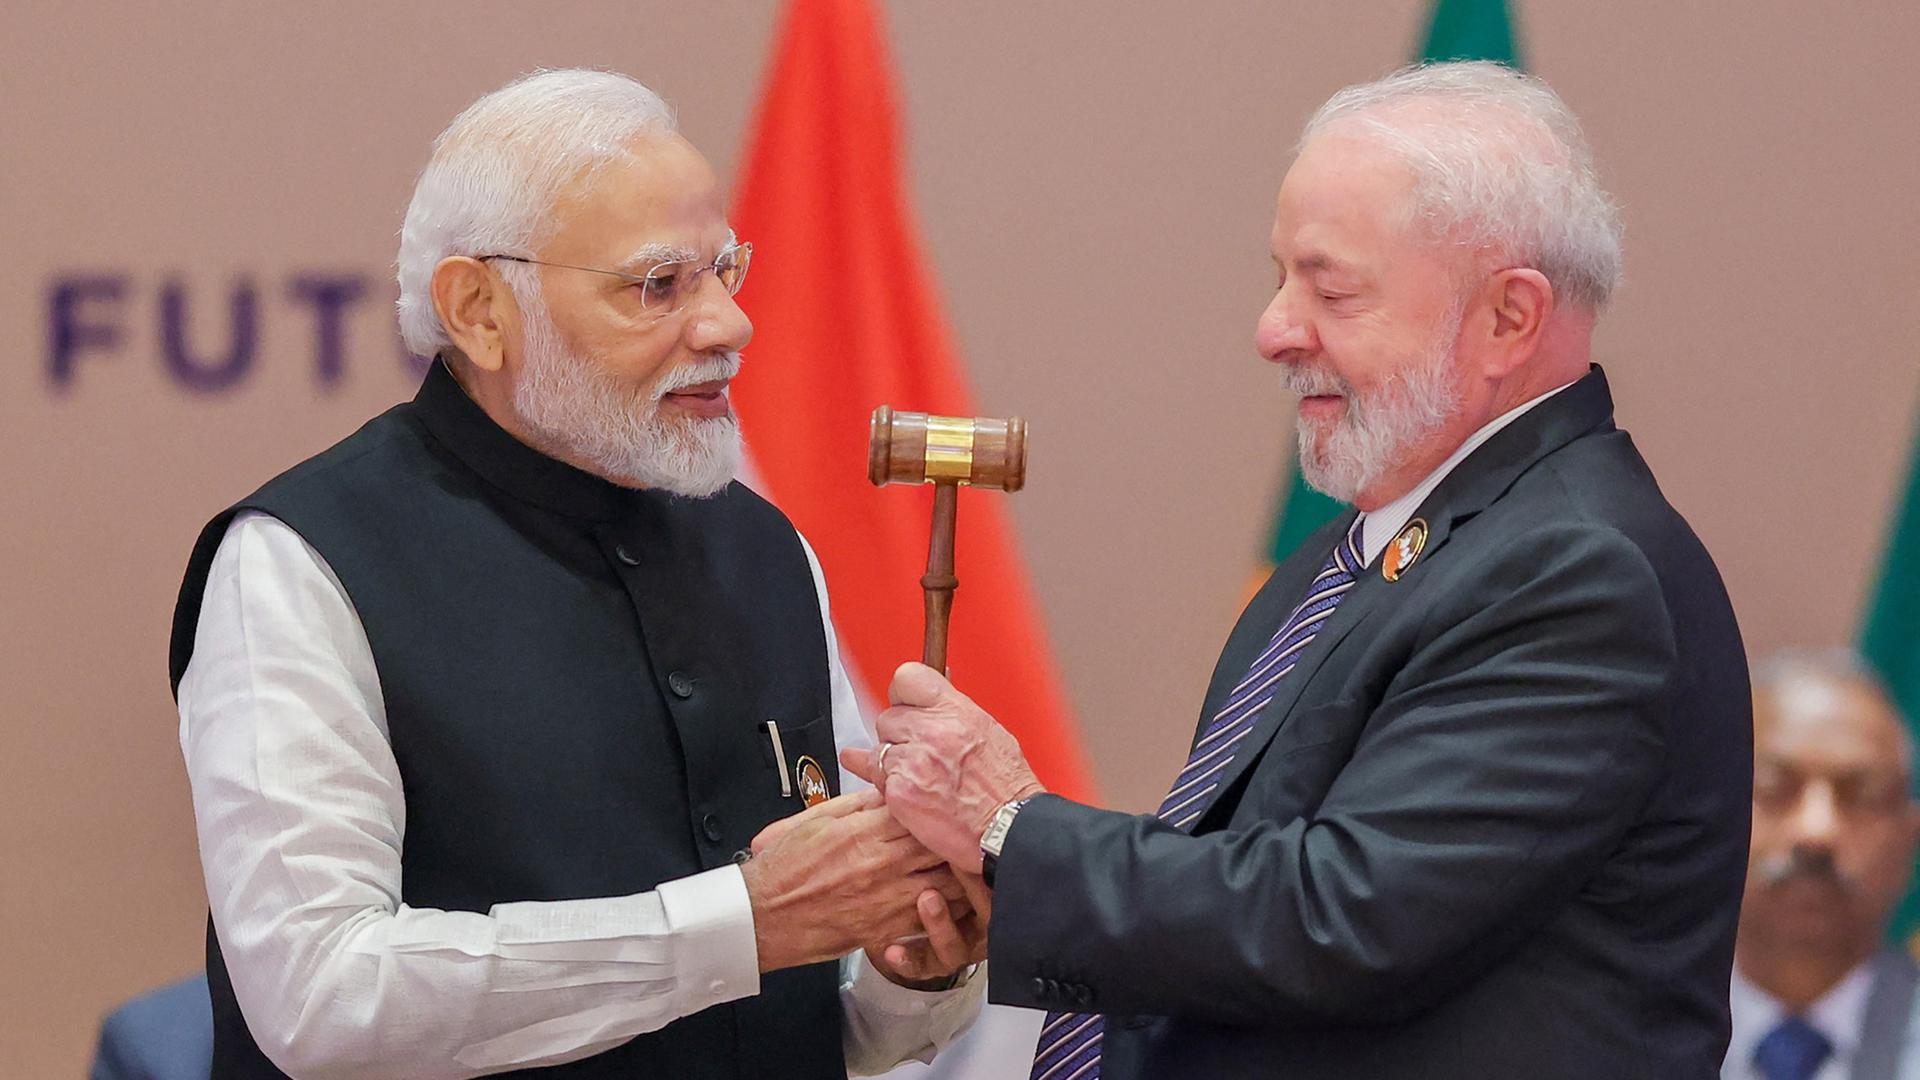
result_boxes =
[990,367,1752,1079]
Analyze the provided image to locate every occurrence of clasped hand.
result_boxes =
[841,662,1047,874]
[742,663,1041,986]
[743,788,988,987]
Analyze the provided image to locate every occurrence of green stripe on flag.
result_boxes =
[1863,427,1920,941]
[1420,0,1521,65]
[1267,477,1347,565]
[1261,0,1522,564]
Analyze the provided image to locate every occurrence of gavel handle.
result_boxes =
[921,482,959,673]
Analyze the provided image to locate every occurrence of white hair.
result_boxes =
[395,69,678,356]
[1301,61,1624,312]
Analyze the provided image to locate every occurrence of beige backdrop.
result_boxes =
[4,1,1917,1074]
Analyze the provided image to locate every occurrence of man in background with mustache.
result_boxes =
[856,61,1752,1078]
[168,70,983,1080]
[1727,651,1920,1080]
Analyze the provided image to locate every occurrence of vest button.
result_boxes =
[614,544,640,566]
[667,671,695,698]
[701,812,724,842]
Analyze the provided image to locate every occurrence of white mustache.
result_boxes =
[1284,365,1350,399]
[655,352,744,397]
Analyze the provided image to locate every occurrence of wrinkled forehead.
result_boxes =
[542,132,731,260]
[1273,131,1423,252]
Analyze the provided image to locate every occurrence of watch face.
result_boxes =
[983,799,1024,856]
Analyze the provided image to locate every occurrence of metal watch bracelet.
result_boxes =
[979,797,1031,887]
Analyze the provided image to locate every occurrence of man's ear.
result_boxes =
[1477,267,1553,379]
[431,256,513,373]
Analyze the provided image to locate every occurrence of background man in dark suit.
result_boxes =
[844,61,1753,1078]
[1726,651,1920,1080]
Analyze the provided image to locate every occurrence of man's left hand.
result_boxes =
[841,662,1045,873]
[866,870,993,989]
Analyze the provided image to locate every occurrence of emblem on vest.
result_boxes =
[795,756,831,807]
[1383,518,1429,582]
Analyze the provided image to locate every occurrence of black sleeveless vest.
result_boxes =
[170,362,848,1079]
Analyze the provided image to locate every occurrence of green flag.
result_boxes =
[1863,430,1920,940]
[1260,0,1521,567]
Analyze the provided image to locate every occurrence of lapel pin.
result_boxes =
[1382,518,1429,582]
[794,755,831,807]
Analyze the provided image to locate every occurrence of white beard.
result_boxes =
[1288,308,1465,503]
[510,295,743,498]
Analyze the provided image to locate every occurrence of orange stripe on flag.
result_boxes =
[730,0,1094,801]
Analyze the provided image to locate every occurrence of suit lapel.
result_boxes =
[1196,567,1393,829]
[1190,366,1622,831]
[1195,513,1358,728]
[1855,948,1920,1080]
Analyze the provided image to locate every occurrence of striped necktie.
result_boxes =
[1028,515,1366,1080]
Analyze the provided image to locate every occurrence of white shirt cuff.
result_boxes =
[657,864,760,1012]
[840,952,987,1074]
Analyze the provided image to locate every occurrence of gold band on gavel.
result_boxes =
[921,415,977,483]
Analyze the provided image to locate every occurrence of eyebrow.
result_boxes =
[613,241,700,274]
[1293,252,1358,277]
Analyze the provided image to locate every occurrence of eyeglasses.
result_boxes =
[479,241,752,319]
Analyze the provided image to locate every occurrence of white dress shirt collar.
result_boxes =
[1357,380,1577,567]
[1726,961,1875,1079]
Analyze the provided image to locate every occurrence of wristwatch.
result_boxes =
[979,797,1031,887]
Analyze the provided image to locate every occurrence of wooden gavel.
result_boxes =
[868,406,1027,672]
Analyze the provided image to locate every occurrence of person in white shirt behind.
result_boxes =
[1728,650,1920,1080]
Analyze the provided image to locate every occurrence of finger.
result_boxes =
[878,833,950,871]
[903,868,967,904]
[800,788,881,820]
[888,661,950,708]
[840,746,883,792]
[843,806,913,841]
[917,890,969,972]
[955,869,993,923]
[749,788,881,853]
[883,941,920,976]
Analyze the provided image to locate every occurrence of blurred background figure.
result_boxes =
[89,974,211,1080]
[1728,651,1920,1080]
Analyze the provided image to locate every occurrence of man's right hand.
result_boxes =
[741,789,964,973]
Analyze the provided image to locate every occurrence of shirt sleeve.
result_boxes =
[178,512,760,1080]
[794,533,987,1073]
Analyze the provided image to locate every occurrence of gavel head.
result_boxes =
[868,405,1026,492]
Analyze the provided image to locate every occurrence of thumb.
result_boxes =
[889,661,955,708]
